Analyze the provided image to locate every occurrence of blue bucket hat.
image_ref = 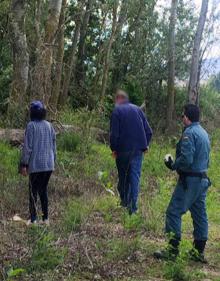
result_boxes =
[30,101,44,110]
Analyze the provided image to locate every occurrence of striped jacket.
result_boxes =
[21,120,56,174]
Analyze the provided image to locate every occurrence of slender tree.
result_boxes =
[166,0,178,129]
[100,0,127,102]
[75,0,94,90]
[8,0,29,120]
[188,0,209,104]
[59,0,86,108]
[49,0,67,111]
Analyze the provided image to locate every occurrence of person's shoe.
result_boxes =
[154,248,178,261]
[120,200,127,208]
[26,219,37,226]
[188,248,208,264]
[39,219,50,226]
[128,206,138,216]
[188,240,208,264]
[154,237,180,261]
[43,219,50,226]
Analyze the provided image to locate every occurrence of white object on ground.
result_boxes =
[12,214,27,225]
[106,189,115,196]
[97,171,104,179]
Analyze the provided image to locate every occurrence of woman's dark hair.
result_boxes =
[184,104,200,122]
[30,107,46,121]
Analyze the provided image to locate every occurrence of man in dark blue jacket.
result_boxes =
[110,90,152,214]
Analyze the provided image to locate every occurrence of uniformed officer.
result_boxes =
[154,104,211,263]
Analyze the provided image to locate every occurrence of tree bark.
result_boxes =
[100,0,127,102]
[58,0,86,108]
[166,0,178,129]
[188,0,209,104]
[32,0,62,104]
[8,0,29,120]
[75,0,94,91]
[49,0,67,112]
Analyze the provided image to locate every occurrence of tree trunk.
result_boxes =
[8,0,29,123]
[58,0,86,108]
[100,0,127,102]
[49,0,67,112]
[188,0,209,104]
[32,0,62,104]
[166,0,178,129]
[75,0,94,91]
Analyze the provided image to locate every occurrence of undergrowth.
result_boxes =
[2,128,220,280]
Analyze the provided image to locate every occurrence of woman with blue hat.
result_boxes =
[20,101,56,225]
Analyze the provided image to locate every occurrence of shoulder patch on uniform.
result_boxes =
[182,136,189,141]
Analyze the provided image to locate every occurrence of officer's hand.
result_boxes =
[164,154,174,170]
[21,167,28,177]
[112,151,117,159]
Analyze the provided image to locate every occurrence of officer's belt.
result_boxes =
[179,171,208,179]
[178,171,208,189]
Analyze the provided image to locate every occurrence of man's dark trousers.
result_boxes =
[29,171,52,222]
[116,151,143,214]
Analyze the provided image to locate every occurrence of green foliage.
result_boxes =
[106,237,140,261]
[163,240,207,281]
[0,141,20,177]
[7,268,25,281]
[98,169,115,193]
[58,108,106,130]
[94,195,118,222]
[164,257,206,281]
[3,125,220,280]
[57,132,81,152]
[210,72,220,92]
[123,80,144,106]
[164,259,189,281]
[200,84,220,124]
[63,199,90,232]
[28,227,66,272]
[122,212,144,231]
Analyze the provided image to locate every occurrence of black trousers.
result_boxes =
[29,171,52,222]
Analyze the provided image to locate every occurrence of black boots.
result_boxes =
[154,239,207,263]
[189,240,207,264]
[154,237,180,261]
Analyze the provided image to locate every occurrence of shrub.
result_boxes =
[57,132,81,152]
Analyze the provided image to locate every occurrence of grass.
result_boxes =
[57,132,81,152]
[63,199,91,232]
[2,128,220,280]
[27,227,66,272]
[105,236,141,261]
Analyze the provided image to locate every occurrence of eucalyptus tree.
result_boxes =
[31,0,63,104]
[166,0,178,129]
[188,0,209,104]
[8,0,29,121]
